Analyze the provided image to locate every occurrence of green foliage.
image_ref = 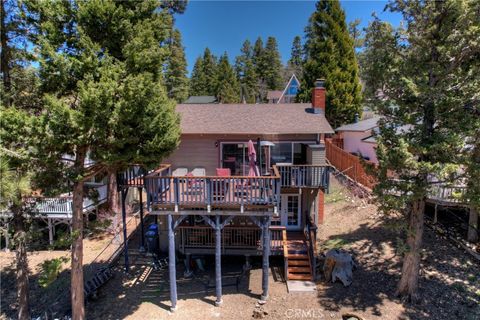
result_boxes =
[216,53,240,103]
[262,37,284,91]
[362,0,480,215]
[189,47,218,96]
[299,0,362,128]
[164,28,189,103]
[38,256,69,288]
[321,237,350,251]
[25,0,181,189]
[284,35,303,83]
[235,40,259,103]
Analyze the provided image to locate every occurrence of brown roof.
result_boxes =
[176,103,334,135]
[267,90,283,100]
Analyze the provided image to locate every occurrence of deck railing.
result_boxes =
[117,164,171,189]
[25,183,107,217]
[276,164,330,189]
[429,185,467,204]
[178,225,285,254]
[145,166,281,211]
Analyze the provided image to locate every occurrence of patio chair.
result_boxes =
[212,168,231,201]
[172,167,188,176]
[186,168,206,195]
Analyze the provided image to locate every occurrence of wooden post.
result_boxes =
[433,204,438,224]
[121,189,129,273]
[167,214,177,311]
[468,206,479,243]
[48,218,54,246]
[260,216,270,302]
[215,215,223,306]
[317,189,325,224]
[138,187,145,250]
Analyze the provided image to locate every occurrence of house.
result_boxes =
[183,95,218,104]
[267,74,300,104]
[334,116,380,163]
[118,79,333,310]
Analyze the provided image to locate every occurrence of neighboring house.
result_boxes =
[335,116,380,163]
[183,95,218,104]
[267,74,300,104]
[119,79,333,309]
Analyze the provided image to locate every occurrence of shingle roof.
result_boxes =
[176,103,334,135]
[335,116,380,132]
[183,96,218,104]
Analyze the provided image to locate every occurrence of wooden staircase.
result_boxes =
[282,231,313,281]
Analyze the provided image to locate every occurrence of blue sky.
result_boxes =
[175,1,403,74]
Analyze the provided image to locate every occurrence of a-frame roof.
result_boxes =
[277,74,300,104]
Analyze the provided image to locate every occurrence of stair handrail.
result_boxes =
[282,228,289,281]
[304,213,317,281]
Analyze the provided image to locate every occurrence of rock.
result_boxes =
[252,308,268,319]
[323,249,356,287]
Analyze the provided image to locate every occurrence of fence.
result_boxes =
[325,138,377,190]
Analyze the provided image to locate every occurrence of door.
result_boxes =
[281,194,301,230]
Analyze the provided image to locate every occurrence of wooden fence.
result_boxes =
[325,138,377,190]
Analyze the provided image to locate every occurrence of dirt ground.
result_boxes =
[1,177,479,319]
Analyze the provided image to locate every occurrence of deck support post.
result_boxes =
[121,188,129,273]
[167,214,178,311]
[433,204,438,224]
[215,215,223,306]
[468,205,479,243]
[138,187,145,250]
[48,218,54,246]
[260,216,270,302]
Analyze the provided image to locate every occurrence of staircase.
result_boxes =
[283,231,312,281]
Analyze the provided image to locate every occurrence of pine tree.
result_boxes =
[216,53,240,103]
[24,1,181,318]
[262,37,284,90]
[202,47,218,96]
[189,48,218,96]
[363,0,480,301]
[235,40,258,103]
[165,28,189,103]
[284,35,303,84]
[299,0,362,128]
[190,57,207,96]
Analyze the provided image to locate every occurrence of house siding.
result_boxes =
[164,134,319,175]
[343,131,378,163]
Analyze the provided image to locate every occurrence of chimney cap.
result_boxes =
[314,79,325,88]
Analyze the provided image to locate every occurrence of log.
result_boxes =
[323,249,355,287]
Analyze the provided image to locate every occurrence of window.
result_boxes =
[271,142,292,164]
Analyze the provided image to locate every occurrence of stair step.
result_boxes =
[287,254,309,259]
[288,260,310,266]
[288,273,312,280]
[288,267,311,273]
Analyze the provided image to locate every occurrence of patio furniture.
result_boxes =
[192,168,206,176]
[172,167,188,176]
[212,168,231,201]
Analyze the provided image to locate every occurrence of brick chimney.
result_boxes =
[311,79,326,114]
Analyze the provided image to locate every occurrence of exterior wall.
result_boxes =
[164,134,319,176]
[342,131,378,163]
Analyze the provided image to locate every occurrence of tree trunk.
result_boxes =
[468,206,478,243]
[107,168,120,214]
[13,205,30,320]
[396,199,425,302]
[0,0,12,105]
[71,149,86,320]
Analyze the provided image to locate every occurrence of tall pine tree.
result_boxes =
[299,0,362,128]
[262,36,284,90]
[24,1,180,318]
[284,35,303,83]
[189,47,218,96]
[235,40,258,103]
[164,28,189,103]
[216,53,240,103]
[363,0,480,301]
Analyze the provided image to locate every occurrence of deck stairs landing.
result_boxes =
[285,232,312,281]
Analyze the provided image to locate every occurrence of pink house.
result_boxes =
[335,117,380,163]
